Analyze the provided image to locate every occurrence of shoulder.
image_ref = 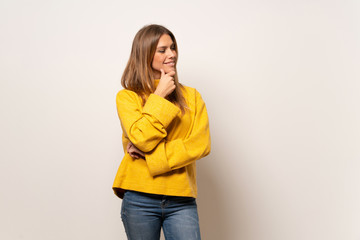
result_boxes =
[116,89,142,106]
[180,84,206,107]
[181,84,205,99]
[181,84,202,98]
[116,89,142,100]
[116,89,137,98]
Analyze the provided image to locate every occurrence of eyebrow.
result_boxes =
[157,44,175,49]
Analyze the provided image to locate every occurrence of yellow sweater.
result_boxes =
[112,83,211,199]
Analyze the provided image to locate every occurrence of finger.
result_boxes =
[128,142,134,152]
[133,152,142,159]
[160,69,165,78]
[129,150,137,158]
[131,144,143,154]
[127,142,131,152]
[133,148,145,157]
[167,71,176,77]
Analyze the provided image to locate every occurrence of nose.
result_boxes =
[167,49,176,59]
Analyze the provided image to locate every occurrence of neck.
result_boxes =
[153,71,161,79]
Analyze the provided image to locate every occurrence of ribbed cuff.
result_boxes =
[142,94,180,128]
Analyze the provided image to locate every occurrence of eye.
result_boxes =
[158,50,165,53]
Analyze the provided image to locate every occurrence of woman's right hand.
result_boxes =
[154,69,176,98]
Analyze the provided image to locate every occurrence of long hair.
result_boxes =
[121,24,187,113]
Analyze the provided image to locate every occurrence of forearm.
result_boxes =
[145,136,211,176]
[117,91,180,152]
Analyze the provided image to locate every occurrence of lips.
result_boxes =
[164,61,175,66]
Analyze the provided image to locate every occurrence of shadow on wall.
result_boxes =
[197,151,233,240]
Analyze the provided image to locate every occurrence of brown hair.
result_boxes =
[121,24,187,113]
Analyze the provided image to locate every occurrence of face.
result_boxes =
[152,34,177,78]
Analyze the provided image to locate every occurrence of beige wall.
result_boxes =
[1,0,359,239]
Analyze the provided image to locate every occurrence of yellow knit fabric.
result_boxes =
[112,83,211,199]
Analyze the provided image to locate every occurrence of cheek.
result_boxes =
[152,55,164,68]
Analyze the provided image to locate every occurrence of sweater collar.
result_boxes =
[154,79,160,87]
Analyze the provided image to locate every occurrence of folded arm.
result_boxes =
[116,90,180,152]
[145,90,211,176]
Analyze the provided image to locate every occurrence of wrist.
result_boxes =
[154,89,165,98]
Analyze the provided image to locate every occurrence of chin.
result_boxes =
[164,67,176,73]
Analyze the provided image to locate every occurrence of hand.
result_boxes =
[154,69,176,98]
[127,142,145,159]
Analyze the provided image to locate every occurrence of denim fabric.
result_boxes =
[121,190,201,240]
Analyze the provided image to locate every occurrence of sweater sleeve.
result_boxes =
[116,90,180,152]
[145,90,211,176]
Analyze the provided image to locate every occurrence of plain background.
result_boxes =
[1,0,359,239]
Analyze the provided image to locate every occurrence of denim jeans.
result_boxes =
[121,190,201,240]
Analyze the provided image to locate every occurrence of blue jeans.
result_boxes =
[121,190,201,240]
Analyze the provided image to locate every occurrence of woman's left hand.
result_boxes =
[127,142,145,159]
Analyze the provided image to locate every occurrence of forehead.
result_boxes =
[156,34,174,47]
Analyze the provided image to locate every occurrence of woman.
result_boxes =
[113,24,211,240]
